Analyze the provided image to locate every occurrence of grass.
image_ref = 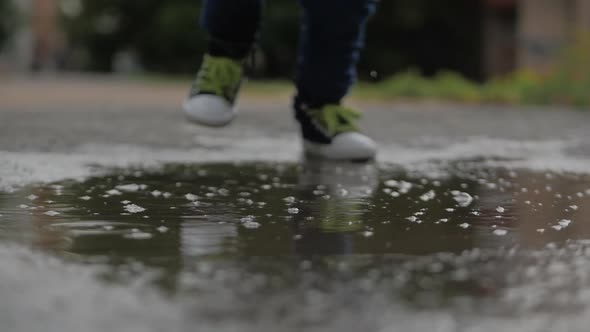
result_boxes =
[354,67,590,108]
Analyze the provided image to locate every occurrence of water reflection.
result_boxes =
[1,159,590,312]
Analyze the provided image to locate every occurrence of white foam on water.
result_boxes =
[2,136,587,192]
[0,137,299,191]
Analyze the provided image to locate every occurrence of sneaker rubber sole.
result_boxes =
[182,94,237,127]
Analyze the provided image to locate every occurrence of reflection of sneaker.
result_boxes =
[299,158,379,199]
[182,55,243,127]
[297,158,379,233]
[295,101,377,161]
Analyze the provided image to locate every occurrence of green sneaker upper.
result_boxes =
[309,104,362,136]
[189,55,243,104]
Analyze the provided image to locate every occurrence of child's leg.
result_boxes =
[201,0,263,59]
[183,0,263,127]
[293,0,378,161]
[295,0,378,106]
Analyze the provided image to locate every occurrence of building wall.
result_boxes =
[0,0,62,72]
[576,0,590,30]
[482,0,517,78]
[30,0,62,71]
[517,0,590,73]
[0,0,31,72]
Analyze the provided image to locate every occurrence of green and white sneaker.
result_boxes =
[183,55,243,127]
[295,100,377,161]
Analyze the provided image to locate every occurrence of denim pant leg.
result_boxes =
[201,0,263,59]
[295,0,378,106]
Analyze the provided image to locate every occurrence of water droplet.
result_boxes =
[125,232,153,240]
[493,229,508,236]
[185,193,198,201]
[242,220,261,229]
[370,70,378,79]
[123,204,146,214]
[116,184,146,192]
[558,219,572,228]
[105,189,122,196]
[283,196,296,204]
[419,190,436,202]
[451,191,473,207]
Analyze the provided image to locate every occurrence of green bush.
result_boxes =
[372,70,481,102]
[61,0,206,72]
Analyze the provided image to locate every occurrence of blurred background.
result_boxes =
[1,0,590,106]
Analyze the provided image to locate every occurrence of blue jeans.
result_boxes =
[201,0,378,106]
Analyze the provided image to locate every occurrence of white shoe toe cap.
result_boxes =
[182,95,236,127]
[304,132,377,161]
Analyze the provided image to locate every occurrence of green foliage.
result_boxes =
[61,0,483,79]
[375,70,480,101]
[62,0,206,72]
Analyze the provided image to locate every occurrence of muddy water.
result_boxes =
[1,160,590,331]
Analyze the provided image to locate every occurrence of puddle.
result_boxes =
[1,159,590,331]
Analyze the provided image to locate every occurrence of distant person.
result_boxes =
[183,0,378,161]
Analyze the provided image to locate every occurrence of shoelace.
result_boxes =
[194,55,242,100]
[311,105,362,136]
